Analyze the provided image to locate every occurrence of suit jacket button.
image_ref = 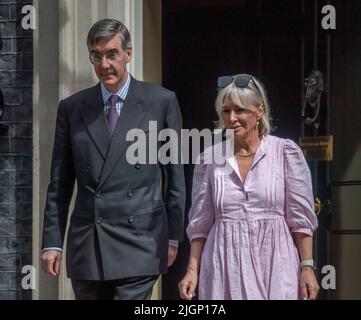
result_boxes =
[96,193,101,198]
[128,216,134,223]
[96,217,102,224]
[127,191,133,197]
[135,163,141,169]
[86,166,91,173]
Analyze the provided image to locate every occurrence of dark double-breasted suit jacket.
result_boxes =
[42,77,186,280]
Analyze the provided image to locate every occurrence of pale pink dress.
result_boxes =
[186,135,318,300]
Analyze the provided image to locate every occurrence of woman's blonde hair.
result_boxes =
[215,75,272,136]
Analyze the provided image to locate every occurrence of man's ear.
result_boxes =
[88,53,94,65]
[126,47,133,63]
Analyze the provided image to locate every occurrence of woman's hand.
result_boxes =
[300,267,320,300]
[179,268,198,300]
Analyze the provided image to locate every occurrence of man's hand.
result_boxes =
[41,250,62,276]
[168,245,178,267]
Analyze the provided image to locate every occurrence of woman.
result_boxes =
[179,74,319,300]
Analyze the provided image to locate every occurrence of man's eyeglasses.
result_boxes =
[217,74,253,89]
[89,50,122,64]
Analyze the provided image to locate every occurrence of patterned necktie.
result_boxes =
[107,94,119,135]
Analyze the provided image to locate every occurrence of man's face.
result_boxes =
[89,35,132,92]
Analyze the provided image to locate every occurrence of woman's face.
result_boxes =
[220,96,264,139]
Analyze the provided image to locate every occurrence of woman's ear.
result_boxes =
[257,104,265,119]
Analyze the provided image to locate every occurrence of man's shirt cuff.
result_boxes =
[168,240,179,248]
[42,247,63,252]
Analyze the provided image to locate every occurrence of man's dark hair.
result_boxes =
[87,19,131,51]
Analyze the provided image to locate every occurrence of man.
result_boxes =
[41,19,185,300]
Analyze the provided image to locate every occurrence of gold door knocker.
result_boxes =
[314,197,321,216]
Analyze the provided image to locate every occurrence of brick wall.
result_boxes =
[0,0,33,300]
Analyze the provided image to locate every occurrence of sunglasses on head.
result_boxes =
[217,74,253,89]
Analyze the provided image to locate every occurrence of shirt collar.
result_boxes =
[224,135,267,177]
[100,73,131,105]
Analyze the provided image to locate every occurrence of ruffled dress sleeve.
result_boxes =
[186,153,216,241]
[284,139,318,236]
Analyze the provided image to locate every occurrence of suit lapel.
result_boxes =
[97,78,148,191]
[79,83,110,159]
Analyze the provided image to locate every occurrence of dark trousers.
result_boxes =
[71,275,159,300]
